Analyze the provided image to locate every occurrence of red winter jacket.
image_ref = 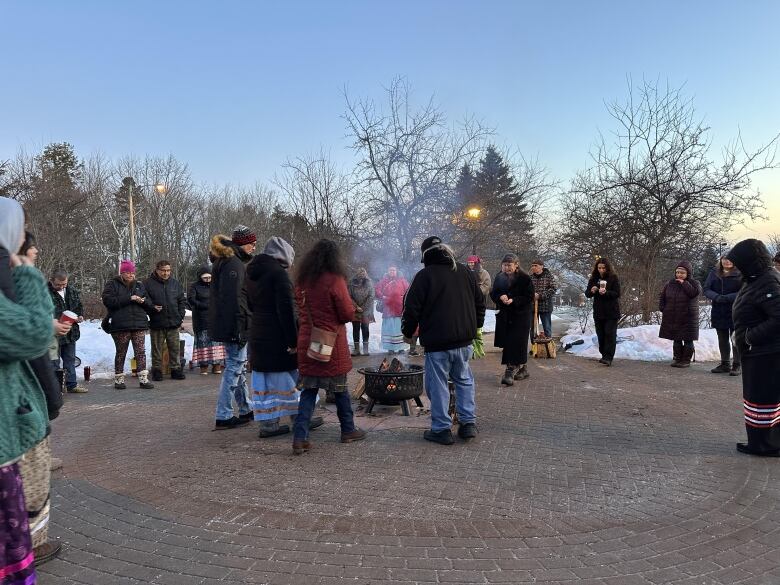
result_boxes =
[295,273,354,377]
[375,275,409,317]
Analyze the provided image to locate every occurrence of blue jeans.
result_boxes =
[215,342,251,421]
[56,342,78,390]
[539,312,552,337]
[293,388,354,441]
[424,346,476,432]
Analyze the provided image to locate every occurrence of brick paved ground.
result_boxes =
[38,336,780,585]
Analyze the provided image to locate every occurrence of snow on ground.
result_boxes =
[560,322,721,362]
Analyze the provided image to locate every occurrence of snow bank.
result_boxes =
[560,323,722,362]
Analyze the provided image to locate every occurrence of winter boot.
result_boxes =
[199,366,209,375]
[351,343,360,357]
[212,364,223,375]
[501,366,516,386]
[171,368,186,380]
[139,370,155,389]
[670,345,682,367]
[362,342,370,356]
[513,364,530,380]
[114,373,126,390]
[711,361,731,374]
[730,363,742,376]
[672,346,694,368]
[151,368,164,382]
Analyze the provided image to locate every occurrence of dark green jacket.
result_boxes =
[0,266,54,466]
[48,281,83,344]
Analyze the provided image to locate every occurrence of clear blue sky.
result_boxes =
[2,0,779,237]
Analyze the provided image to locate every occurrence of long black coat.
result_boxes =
[585,274,621,321]
[187,278,211,334]
[48,282,83,344]
[244,254,298,372]
[102,277,153,333]
[490,270,535,348]
[143,272,186,330]
[208,236,252,344]
[702,268,742,330]
[659,262,702,341]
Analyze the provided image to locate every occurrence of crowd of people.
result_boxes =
[2,186,780,582]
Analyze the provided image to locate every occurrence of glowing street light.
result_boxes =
[466,207,482,254]
[467,207,481,220]
[123,177,167,264]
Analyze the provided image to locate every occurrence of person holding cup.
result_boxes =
[48,269,88,393]
[585,257,621,366]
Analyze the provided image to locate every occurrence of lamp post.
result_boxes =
[122,177,167,264]
[466,207,481,255]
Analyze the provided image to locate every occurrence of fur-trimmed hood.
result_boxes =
[209,234,236,260]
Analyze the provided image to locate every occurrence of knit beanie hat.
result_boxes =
[502,253,519,264]
[467,255,480,263]
[262,236,295,269]
[420,235,443,263]
[232,225,257,246]
[119,259,136,273]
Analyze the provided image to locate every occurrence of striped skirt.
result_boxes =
[1,463,36,584]
[742,352,780,453]
[192,330,226,367]
[251,370,300,423]
[18,438,50,550]
[381,316,406,351]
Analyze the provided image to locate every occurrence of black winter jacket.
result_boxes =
[659,260,702,341]
[143,272,186,330]
[187,277,211,334]
[245,254,298,372]
[402,248,485,352]
[702,268,742,330]
[585,274,621,321]
[102,277,153,333]
[208,235,252,343]
[490,270,534,348]
[48,282,84,344]
[728,239,780,358]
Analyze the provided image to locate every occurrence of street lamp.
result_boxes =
[122,177,167,264]
[465,207,481,254]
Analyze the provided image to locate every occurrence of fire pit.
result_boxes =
[358,364,425,416]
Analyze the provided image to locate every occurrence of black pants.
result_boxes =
[352,322,369,344]
[673,340,695,356]
[594,318,618,360]
[716,328,740,365]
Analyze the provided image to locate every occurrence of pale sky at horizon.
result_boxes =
[2,0,778,243]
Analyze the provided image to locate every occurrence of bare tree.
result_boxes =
[560,80,779,321]
[344,78,492,269]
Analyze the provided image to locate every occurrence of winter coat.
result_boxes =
[658,261,702,341]
[702,268,742,331]
[728,239,780,359]
[143,272,186,330]
[585,274,621,321]
[348,276,375,324]
[402,249,485,352]
[101,276,153,333]
[295,273,354,377]
[374,274,409,318]
[48,282,83,344]
[245,254,298,373]
[530,268,557,313]
[490,270,535,348]
[187,269,212,334]
[208,235,252,344]
[470,266,492,301]
[0,266,54,466]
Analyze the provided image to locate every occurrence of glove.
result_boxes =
[472,328,485,359]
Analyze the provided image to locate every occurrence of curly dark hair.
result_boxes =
[295,239,348,287]
[590,256,616,280]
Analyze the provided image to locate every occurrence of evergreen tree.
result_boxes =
[454,164,475,207]
[697,245,720,282]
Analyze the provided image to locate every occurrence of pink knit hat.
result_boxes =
[119,259,136,274]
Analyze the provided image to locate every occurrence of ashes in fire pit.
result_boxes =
[358,360,424,416]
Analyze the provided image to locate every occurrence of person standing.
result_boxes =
[102,260,156,390]
[403,236,485,445]
[0,196,60,578]
[529,259,557,338]
[292,239,366,454]
[467,255,492,303]
[187,267,225,375]
[703,256,742,375]
[584,257,621,366]
[375,265,409,354]
[659,260,702,368]
[727,239,780,457]
[144,260,187,381]
[490,254,534,385]
[48,269,88,393]
[209,226,256,430]
[348,267,375,356]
